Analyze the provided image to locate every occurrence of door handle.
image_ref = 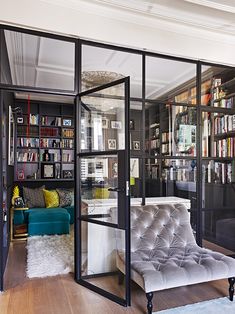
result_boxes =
[108,187,124,192]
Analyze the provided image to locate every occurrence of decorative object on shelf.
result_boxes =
[108,139,116,150]
[12,185,20,205]
[17,117,24,124]
[41,164,55,179]
[17,170,25,180]
[42,149,51,162]
[14,196,25,208]
[102,117,109,129]
[130,120,135,130]
[63,170,73,179]
[133,141,140,150]
[111,120,122,129]
[62,119,72,127]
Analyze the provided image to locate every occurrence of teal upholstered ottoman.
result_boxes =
[28,208,70,236]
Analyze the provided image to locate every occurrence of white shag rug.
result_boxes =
[155,297,235,314]
[26,233,74,278]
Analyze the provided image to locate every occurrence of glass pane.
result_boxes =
[202,209,235,256]
[130,158,142,198]
[145,103,197,157]
[81,83,125,152]
[202,111,235,158]
[80,155,119,224]
[1,30,75,91]
[201,65,235,108]
[81,221,126,298]
[146,56,196,104]
[130,101,142,156]
[145,158,196,207]
[82,45,142,98]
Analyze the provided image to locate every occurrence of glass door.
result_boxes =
[75,77,131,306]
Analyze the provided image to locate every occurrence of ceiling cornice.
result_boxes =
[40,0,235,45]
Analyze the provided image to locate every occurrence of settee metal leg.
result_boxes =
[118,271,124,285]
[146,292,153,314]
[228,277,235,301]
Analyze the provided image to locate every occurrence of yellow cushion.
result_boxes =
[43,189,59,208]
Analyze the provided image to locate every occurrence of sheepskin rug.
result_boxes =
[26,233,74,278]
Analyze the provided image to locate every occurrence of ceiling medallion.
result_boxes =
[81,71,124,90]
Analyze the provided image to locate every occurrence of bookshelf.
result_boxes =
[15,101,75,181]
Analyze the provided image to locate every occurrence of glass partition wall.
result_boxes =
[0,24,235,301]
[201,64,235,255]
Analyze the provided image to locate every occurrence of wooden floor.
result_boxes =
[0,242,231,314]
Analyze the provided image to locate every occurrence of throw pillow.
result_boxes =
[43,189,59,208]
[56,189,72,207]
[23,186,45,208]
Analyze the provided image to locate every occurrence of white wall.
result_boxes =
[0,0,235,66]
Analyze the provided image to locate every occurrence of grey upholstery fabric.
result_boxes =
[23,185,45,208]
[116,204,235,293]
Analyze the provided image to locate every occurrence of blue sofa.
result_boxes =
[14,206,74,236]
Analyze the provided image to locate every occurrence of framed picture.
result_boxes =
[62,119,72,127]
[17,117,24,124]
[129,120,135,130]
[41,163,55,179]
[17,170,25,180]
[108,159,118,178]
[133,141,140,150]
[111,120,122,129]
[102,118,109,129]
[63,170,74,179]
[108,139,116,150]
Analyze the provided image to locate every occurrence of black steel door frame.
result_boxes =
[75,77,131,307]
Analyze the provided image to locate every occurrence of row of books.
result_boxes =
[213,96,234,109]
[214,137,235,157]
[18,126,39,136]
[163,167,197,182]
[41,116,61,126]
[204,160,235,184]
[41,127,60,137]
[17,138,39,148]
[62,129,74,138]
[62,139,74,149]
[40,138,61,148]
[40,152,60,162]
[214,114,235,135]
[17,152,38,162]
[62,153,73,162]
[162,132,170,142]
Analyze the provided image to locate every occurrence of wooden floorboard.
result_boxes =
[0,242,231,314]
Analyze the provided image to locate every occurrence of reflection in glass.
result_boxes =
[81,83,125,152]
[146,56,196,104]
[201,65,235,109]
[145,104,197,157]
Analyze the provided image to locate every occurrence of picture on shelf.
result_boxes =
[129,120,135,130]
[133,141,140,150]
[41,164,55,179]
[62,119,72,127]
[102,118,109,129]
[63,170,73,179]
[108,139,116,150]
[108,159,118,178]
[111,120,122,129]
[17,170,25,180]
[17,117,24,124]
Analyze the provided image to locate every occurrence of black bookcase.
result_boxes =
[14,100,75,182]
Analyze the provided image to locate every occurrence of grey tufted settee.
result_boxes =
[116,204,235,313]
